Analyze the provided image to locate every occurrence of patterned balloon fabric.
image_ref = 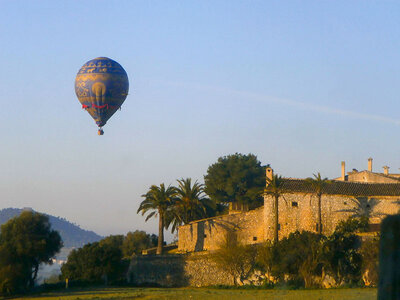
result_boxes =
[75,57,129,128]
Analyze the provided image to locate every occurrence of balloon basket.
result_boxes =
[98,129,104,136]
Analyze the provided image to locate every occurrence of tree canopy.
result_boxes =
[0,208,102,248]
[204,153,267,209]
[0,211,62,295]
[61,232,157,285]
[61,240,125,284]
[122,230,157,257]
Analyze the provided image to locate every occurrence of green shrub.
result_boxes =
[360,235,379,286]
[266,231,325,288]
[61,241,126,284]
[322,217,367,285]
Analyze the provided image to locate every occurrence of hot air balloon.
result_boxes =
[75,57,129,135]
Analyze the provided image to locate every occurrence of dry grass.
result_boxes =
[10,287,376,300]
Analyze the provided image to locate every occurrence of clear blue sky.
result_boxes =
[1,1,400,238]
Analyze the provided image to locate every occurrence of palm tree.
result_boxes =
[137,184,177,254]
[264,174,285,243]
[177,178,214,223]
[305,173,331,235]
[166,178,215,233]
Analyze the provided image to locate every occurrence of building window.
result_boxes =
[291,201,298,207]
[253,236,257,241]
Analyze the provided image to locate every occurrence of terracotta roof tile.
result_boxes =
[280,179,400,196]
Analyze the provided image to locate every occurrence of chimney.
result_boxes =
[266,167,273,184]
[341,161,346,181]
[368,158,373,172]
[383,166,390,175]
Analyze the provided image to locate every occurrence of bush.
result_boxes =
[256,217,371,288]
[334,216,369,234]
[212,231,258,285]
[266,231,325,288]
[322,217,368,285]
[360,235,379,286]
[323,231,362,285]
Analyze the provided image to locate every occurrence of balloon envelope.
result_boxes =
[75,57,129,128]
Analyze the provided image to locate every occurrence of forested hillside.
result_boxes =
[0,208,102,247]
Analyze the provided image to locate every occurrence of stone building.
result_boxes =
[178,158,400,252]
[335,158,400,183]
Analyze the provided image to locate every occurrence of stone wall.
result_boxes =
[127,253,233,287]
[178,207,264,252]
[263,193,400,240]
[177,192,399,252]
[346,171,400,183]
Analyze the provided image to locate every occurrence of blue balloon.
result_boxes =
[75,57,129,134]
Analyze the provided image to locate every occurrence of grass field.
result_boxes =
[10,287,377,300]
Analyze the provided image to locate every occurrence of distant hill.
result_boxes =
[0,208,103,248]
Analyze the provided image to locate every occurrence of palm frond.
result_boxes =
[145,211,157,221]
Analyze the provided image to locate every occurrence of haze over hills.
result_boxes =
[0,208,103,248]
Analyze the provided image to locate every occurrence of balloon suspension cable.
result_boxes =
[98,128,104,136]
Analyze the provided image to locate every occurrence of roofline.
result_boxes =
[268,178,400,197]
